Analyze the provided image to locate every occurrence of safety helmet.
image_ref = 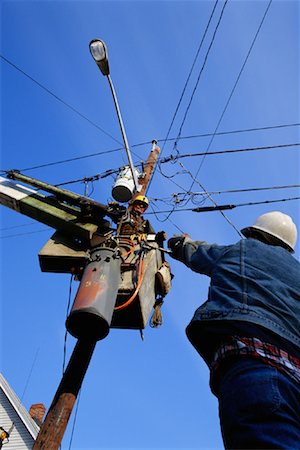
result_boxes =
[241,211,297,252]
[132,195,149,208]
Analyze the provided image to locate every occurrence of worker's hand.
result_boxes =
[167,235,187,260]
[155,231,167,242]
[137,233,147,242]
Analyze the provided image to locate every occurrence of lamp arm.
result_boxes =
[107,74,140,191]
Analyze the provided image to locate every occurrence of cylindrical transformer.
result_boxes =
[66,247,121,340]
[112,166,140,203]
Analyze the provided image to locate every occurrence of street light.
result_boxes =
[89,39,109,76]
[89,38,140,193]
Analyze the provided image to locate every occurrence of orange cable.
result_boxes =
[122,245,138,259]
[114,258,145,311]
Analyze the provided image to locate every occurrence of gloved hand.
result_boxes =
[155,231,167,242]
[167,235,187,260]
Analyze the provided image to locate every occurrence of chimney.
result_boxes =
[29,403,46,426]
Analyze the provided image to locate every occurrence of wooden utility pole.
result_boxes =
[32,141,161,449]
[132,140,160,198]
[33,340,96,450]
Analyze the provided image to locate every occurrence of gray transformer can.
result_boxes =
[66,247,121,340]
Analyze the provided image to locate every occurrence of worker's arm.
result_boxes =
[168,236,225,276]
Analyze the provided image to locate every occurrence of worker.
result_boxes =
[167,211,300,449]
[119,195,155,236]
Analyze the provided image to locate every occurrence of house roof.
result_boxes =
[0,372,40,440]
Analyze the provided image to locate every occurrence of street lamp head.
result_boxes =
[89,39,110,76]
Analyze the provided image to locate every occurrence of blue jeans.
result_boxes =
[215,357,300,449]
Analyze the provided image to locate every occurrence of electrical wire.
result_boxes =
[159,143,300,163]
[54,168,120,188]
[152,183,300,203]
[153,140,299,210]
[146,196,300,214]
[68,389,82,450]
[189,0,273,189]
[0,228,50,239]
[1,140,297,184]
[1,122,298,175]
[20,348,40,402]
[0,54,121,145]
[173,0,229,148]
[5,149,122,173]
[63,275,74,375]
[0,221,37,231]
[161,0,273,236]
[160,0,219,158]
[158,122,300,144]
[148,202,185,234]
[156,1,273,235]
[177,160,243,237]
[8,347,41,441]
[172,183,300,198]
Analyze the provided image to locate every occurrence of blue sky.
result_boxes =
[1,1,299,449]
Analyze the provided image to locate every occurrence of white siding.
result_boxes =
[0,390,34,449]
[0,374,40,449]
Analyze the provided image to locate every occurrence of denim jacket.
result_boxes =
[178,237,300,356]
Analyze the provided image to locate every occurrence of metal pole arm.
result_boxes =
[106,75,140,191]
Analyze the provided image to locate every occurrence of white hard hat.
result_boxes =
[241,211,297,252]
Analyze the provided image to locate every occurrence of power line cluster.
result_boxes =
[152,184,300,206]
[186,0,273,190]
[159,0,222,158]
[153,0,274,235]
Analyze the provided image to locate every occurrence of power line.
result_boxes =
[164,0,273,236]
[1,149,122,174]
[0,228,49,239]
[54,169,120,188]
[68,388,82,450]
[155,0,229,211]
[160,0,219,157]
[0,54,121,145]
[153,141,299,223]
[152,183,300,203]
[146,196,300,214]
[158,123,300,144]
[0,221,38,231]
[189,0,273,188]
[1,122,297,174]
[178,160,243,237]
[148,0,222,198]
[63,275,74,376]
[20,348,40,402]
[173,0,229,148]
[160,143,300,163]
[157,1,272,237]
